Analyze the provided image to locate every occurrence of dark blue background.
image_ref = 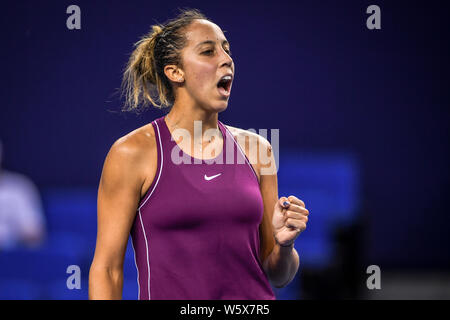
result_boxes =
[0,0,449,280]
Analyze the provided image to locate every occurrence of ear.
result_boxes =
[164,65,185,83]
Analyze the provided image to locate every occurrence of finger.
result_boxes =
[278,196,290,209]
[286,204,309,215]
[285,218,307,231]
[286,210,309,222]
[287,195,305,208]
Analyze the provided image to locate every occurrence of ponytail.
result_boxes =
[121,25,167,110]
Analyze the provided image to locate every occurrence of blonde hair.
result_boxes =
[121,8,208,111]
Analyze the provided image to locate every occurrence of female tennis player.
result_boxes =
[89,8,310,300]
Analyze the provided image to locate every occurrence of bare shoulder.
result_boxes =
[224,125,272,148]
[224,124,273,155]
[111,122,157,158]
[103,122,158,198]
[225,125,258,140]
[224,124,276,180]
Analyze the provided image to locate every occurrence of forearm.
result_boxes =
[89,265,124,299]
[263,244,299,288]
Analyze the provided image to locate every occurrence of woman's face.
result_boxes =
[178,19,234,112]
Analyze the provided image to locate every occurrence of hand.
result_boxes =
[272,195,309,247]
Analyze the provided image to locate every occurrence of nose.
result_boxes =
[219,48,233,69]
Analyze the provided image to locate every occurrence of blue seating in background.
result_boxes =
[278,151,360,267]
[46,278,89,300]
[42,231,95,262]
[0,249,73,282]
[278,151,360,226]
[123,237,139,300]
[42,187,98,239]
[0,279,42,300]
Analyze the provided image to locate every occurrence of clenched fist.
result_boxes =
[272,195,309,247]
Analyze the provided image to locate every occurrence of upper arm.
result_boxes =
[91,137,148,271]
[256,136,278,265]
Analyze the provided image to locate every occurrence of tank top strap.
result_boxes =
[152,116,171,148]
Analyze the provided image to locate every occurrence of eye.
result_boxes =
[202,50,214,55]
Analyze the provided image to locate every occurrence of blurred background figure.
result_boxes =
[0,139,46,250]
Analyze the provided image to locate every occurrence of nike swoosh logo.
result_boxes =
[204,173,222,181]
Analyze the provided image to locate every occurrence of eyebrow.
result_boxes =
[195,40,230,49]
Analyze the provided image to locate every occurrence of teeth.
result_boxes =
[221,75,232,81]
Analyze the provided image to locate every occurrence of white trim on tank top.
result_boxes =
[135,119,163,300]
[138,120,164,210]
[137,208,151,299]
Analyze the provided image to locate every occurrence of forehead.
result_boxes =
[184,20,227,46]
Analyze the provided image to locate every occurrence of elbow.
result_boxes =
[89,263,124,283]
[271,277,293,289]
[89,263,124,300]
[266,250,300,289]
[272,281,285,289]
[264,262,291,289]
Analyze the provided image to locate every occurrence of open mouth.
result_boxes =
[217,76,232,97]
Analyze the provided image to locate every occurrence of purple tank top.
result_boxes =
[130,116,276,300]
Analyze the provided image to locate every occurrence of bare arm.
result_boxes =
[257,138,300,288]
[88,136,149,299]
[260,175,300,288]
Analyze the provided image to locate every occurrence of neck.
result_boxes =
[165,102,220,141]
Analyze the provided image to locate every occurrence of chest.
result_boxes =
[143,161,264,232]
